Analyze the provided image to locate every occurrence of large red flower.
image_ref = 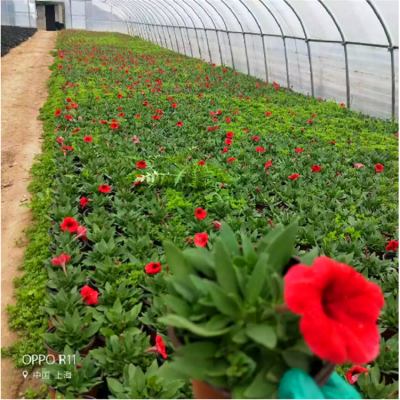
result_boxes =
[227,157,237,163]
[294,148,304,153]
[80,285,99,306]
[375,164,384,173]
[264,160,272,170]
[288,174,300,180]
[284,256,384,364]
[194,232,209,247]
[136,161,146,169]
[311,164,322,173]
[176,121,183,127]
[110,122,119,130]
[145,262,162,275]
[255,147,266,153]
[98,184,111,193]
[226,131,234,139]
[386,240,399,252]
[52,253,71,273]
[195,207,207,220]
[83,136,93,142]
[60,217,79,233]
[54,109,62,116]
[79,197,89,208]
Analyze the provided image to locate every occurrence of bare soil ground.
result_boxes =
[1,31,56,399]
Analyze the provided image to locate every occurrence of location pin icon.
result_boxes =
[22,371,28,379]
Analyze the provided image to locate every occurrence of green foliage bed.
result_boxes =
[4,30,398,399]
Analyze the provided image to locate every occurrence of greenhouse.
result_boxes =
[1,0,399,399]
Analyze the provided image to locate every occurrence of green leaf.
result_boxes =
[246,324,277,349]
[219,223,239,255]
[158,315,230,337]
[164,241,191,277]
[300,247,319,266]
[240,233,256,260]
[263,221,298,272]
[246,253,269,304]
[180,342,218,359]
[163,295,191,317]
[106,377,125,394]
[245,369,278,399]
[184,248,215,279]
[214,239,238,295]
[205,281,240,317]
[282,348,313,372]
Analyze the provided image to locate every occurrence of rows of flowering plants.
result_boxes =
[26,29,398,398]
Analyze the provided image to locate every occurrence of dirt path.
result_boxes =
[1,31,56,399]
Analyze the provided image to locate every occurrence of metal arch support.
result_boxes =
[366,0,395,119]
[258,0,290,88]
[156,0,188,56]
[203,0,235,69]
[109,4,130,34]
[181,0,212,63]
[220,0,251,75]
[283,0,314,97]
[317,0,350,109]
[112,0,151,42]
[169,0,203,60]
[133,0,168,47]
[136,0,175,50]
[163,0,193,57]
[238,0,268,82]
[126,0,163,45]
[151,0,182,52]
[192,0,223,65]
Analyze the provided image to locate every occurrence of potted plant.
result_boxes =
[140,295,168,344]
[43,287,87,328]
[92,298,142,345]
[90,333,155,378]
[96,282,143,312]
[107,360,186,399]
[159,222,385,399]
[42,310,101,361]
[41,345,103,399]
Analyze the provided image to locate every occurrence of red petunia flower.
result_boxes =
[336,172,341,176]
[54,109,62,116]
[56,137,64,144]
[288,174,300,180]
[311,165,322,173]
[98,184,111,194]
[155,335,168,358]
[194,232,209,247]
[145,262,162,274]
[226,131,234,139]
[197,160,205,166]
[83,136,93,142]
[80,285,99,306]
[65,115,74,120]
[134,175,143,186]
[110,122,119,130]
[60,217,79,233]
[118,112,125,117]
[330,141,336,145]
[318,98,322,102]
[222,147,229,153]
[225,117,231,123]
[72,128,80,134]
[284,256,384,364]
[136,161,146,169]
[345,366,369,385]
[295,148,304,153]
[52,253,71,274]
[75,225,87,241]
[265,160,272,170]
[136,114,141,119]
[265,111,272,117]
[176,121,183,127]
[172,103,178,108]
[354,163,365,168]
[79,197,89,208]
[225,139,233,145]
[375,164,384,173]
[251,136,260,142]
[195,208,207,220]
[255,147,266,153]
[340,103,346,107]
[386,240,399,252]
[227,157,237,163]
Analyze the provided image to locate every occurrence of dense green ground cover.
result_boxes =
[4,30,399,398]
